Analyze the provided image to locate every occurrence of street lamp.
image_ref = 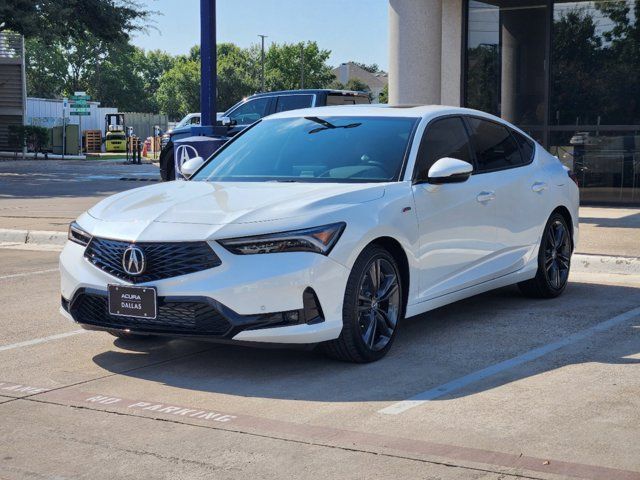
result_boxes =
[258,34,268,92]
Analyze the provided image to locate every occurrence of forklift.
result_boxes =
[104,113,127,152]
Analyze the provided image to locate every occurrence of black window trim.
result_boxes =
[411,114,476,184]
[462,115,535,175]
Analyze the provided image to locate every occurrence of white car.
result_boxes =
[60,105,579,362]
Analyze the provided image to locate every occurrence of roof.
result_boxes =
[266,104,457,120]
[249,89,369,99]
[265,105,523,134]
[332,63,389,90]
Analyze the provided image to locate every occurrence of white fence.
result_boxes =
[26,97,117,137]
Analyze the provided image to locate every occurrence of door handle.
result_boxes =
[532,181,548,193]
[476,191,496,203]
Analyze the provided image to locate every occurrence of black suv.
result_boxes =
[159,89,370,181]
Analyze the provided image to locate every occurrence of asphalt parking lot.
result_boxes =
[1,160,639,479]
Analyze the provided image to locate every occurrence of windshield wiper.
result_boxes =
[305,116,362,134]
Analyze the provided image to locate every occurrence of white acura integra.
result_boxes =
[60,105,579,362]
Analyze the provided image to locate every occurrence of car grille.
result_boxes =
[71,294,232,336]
[84,238,221,284]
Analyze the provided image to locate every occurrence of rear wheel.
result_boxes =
[322,246,403,363]
[518,212,572,298]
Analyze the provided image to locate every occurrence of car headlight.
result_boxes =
[68,221,92,247]
[218,223,346,255]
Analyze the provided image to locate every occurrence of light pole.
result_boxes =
[300,43,305,89]
[200,0,217,129]
[258,34,268,92]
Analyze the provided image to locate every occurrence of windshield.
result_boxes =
[176,114,199,129]
[193,116,418,183]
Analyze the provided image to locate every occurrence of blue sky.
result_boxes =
[132,0,389,70]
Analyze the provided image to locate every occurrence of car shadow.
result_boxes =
[92,281,640,403]
[579,211,640,229]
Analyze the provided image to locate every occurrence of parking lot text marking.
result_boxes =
[0,381,49,395]
[379,306,640,415]
[82,394,237,423]
[0,330,86,353]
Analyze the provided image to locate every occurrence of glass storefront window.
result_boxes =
[550,130,640,205]
[465,0,640,204]
[466,1,548,130]
[551,1,640,127]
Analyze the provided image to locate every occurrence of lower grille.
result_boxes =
[71,293,232,336]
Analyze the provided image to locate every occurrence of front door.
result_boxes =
[412,116,503,302]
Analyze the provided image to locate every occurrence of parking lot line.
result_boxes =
[0,268,58,280]
[0,330,86,353]
[379,305,640,415]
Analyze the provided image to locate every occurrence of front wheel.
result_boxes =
[518,212,572,298]
[322,246,404,363]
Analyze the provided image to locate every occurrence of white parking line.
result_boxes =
[0,268,58,280]
[379,306,640,415]
[0,330,86,353]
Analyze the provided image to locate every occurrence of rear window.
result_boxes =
[275,95,314,113]
[467,117,523,172]
[326,94,370,106]
[512,130,535,163]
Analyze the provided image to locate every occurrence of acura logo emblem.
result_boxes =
[122,245,146,276]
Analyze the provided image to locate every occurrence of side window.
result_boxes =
[511,129,534,164]
[275,95,314,113]
[415,117,473,182]
[467,118,523,172]
[228,97,271,125]
[190,116,200,125]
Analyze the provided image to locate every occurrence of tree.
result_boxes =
[155,58,201,119]
[1,0,151,44]
[351,62,385,74]
[379,84,389,104]
[25,38,67,98]
[264,41,334,91]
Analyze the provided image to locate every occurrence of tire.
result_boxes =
[518,212,572,298]
[159,143,175,181]
[322,246,404,363]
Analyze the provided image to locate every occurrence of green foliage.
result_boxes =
[7,125,49,156]
[1,0,150,44]
[379,84,389,104]
[155,58,201,119]
[263,41,335,91]
[25,37,176,112]
[351,62,385,74]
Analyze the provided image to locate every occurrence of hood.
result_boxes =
[88,180,385,226]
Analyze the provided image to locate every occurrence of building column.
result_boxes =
[389,0,443,105]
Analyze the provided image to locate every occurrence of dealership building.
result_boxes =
[389,0,640,205]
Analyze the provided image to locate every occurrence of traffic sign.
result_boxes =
[70,111,91,116]
[71,99,88,105]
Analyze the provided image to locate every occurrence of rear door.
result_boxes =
[412,116,503,301]
[464,116,545,275]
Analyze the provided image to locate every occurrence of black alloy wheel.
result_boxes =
[518,212,572,298]
[322,246,403,363]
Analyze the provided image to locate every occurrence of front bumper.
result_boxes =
[60,240,349,344]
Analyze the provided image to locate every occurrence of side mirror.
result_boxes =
[180,156,204,179]
[220,116,236,127]
[427,157,473,184]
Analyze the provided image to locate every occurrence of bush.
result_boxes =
[7,125,50,158]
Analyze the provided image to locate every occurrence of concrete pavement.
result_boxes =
[1,246,639,479]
